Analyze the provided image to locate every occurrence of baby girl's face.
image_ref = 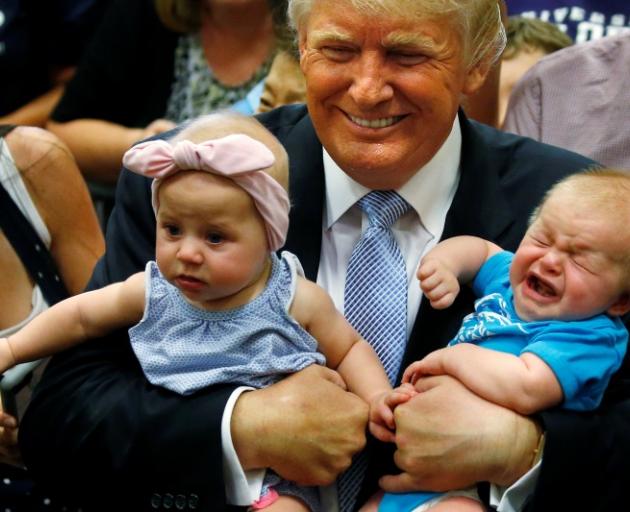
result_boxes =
[510,192,629,322]
[155,171,271,311]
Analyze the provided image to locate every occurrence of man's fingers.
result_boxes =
[378,472,418,493]
[411,374,450,393]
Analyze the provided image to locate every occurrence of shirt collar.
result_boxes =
[323,115,462,237]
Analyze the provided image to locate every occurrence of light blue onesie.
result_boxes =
[379,251,628,511]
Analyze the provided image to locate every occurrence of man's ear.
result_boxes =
[462,57,494,97]
[607,293,630,317]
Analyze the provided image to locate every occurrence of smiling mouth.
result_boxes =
[347,114,406,129]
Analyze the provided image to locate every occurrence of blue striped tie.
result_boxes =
[338,190,410,511]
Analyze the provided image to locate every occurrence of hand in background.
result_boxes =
[232,364,369,485]
[0,409,21,467]
[141,119,177,138]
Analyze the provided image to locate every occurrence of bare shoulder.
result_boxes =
[5,126,84,205]
[290,275,336,326]
[125,271,147,289]
[5,126,74,173]
[119,271,148,315]
[6,126,98,232]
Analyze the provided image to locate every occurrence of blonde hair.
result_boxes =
[173,112,290,191]
[288,0,506,69]
[503,16,572,60]
[155,0,294,49]
[532,168,630,284]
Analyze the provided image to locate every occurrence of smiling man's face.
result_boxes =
[299,0,485,189]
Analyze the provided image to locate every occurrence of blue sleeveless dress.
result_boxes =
[129,251,326,395]
[129,251,325,510]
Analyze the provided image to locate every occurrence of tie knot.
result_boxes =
[358,191,410,229]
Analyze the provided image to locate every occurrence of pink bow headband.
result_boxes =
[122,134,290,252]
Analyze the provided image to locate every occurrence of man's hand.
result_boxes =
[231,365,369,485]
[369,384,417,443]
[0,410,21,467]
[379,375,541,493]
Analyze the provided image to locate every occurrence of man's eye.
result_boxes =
[390,52,428,66]
[321,46,354,61]
[207,233,223,244]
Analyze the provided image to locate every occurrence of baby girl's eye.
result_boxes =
[207,233,223,244]
[165,224,180,236]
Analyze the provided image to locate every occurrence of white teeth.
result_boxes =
[348,114,401,128]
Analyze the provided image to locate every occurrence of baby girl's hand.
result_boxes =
[369,384,417,443]
[417,259,460,309]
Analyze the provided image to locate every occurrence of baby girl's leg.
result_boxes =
[257,494,311,512]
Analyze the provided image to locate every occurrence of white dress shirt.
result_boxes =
[222,115,540,511]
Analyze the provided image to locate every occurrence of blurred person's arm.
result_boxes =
[46,0,179,184]
[0,64,77,127]
[0,126,105,467]
[0,85,66,128]
[47,118,175,185]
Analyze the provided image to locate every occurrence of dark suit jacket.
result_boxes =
[20,105,630,511]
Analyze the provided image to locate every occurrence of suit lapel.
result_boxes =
[282,115,325,281]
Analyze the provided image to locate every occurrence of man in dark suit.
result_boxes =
[19,0,630,510]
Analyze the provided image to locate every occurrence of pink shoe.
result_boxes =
[251,487,280,510]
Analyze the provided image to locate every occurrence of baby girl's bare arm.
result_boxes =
[290,277,391,401]
[0,272,146,373]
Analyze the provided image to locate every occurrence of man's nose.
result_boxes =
[348,54,394,107]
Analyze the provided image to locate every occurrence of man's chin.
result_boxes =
[331,151,417,189]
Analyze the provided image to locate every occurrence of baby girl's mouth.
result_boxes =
[176,275,204,291]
